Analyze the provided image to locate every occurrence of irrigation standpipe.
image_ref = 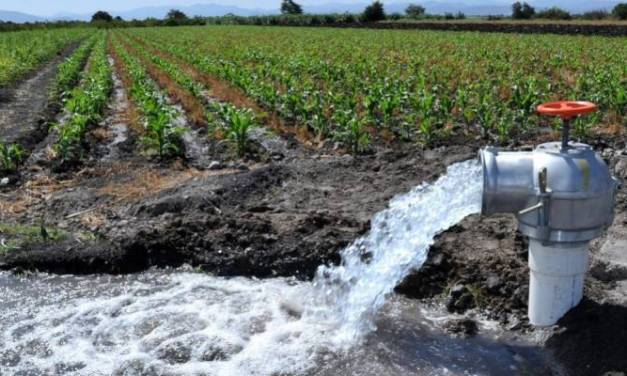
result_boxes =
[479,101,620,326]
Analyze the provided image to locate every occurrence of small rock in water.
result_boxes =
[208,161,223,170]
[449,284,466,298]
[0,349,21,367]
[486,274,502,291]
[443,318,478,337]
[280,300,304,319]
[201,342,243,361]
[446,284,475,313]
[156,341,192,364]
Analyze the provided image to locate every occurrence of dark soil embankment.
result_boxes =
[336,21,627,37]
[0,144,475,277]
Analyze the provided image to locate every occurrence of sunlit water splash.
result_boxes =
[311,159,483,344]
[0,160,483,376]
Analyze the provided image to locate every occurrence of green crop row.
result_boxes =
[111,36,185,159]
[117,32,258,156]
[53,33,113,164]
[49,35,98,105]
[0,28,94,88]
[129,26,626,151]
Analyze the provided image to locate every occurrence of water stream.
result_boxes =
[0,160,551,375]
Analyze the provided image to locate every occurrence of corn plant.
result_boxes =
[52,33,113,164]
[0,28,93,88]
[226,107,255,156]
[112,36,185,160]
[141,107,185,159]
[128,26,626,148]
[333,112,370,154]
[50,36,97,103]
[573,112,601,139]
[53,114,88,162]
[0,142,24,173]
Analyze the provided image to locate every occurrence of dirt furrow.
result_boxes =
[91,57,136,162]
[0,44,77,149]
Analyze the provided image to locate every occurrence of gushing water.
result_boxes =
[311,159,483,343]
[0,160,484,376]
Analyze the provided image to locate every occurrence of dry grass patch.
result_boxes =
[98,166,235,202]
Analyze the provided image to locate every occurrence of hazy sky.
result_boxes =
[1,0,512,16]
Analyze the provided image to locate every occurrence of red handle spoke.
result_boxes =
[537,101,597,119]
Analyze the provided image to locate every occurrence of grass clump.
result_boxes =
[0,222,70,253]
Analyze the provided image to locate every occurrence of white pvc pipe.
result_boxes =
[528,240,589,326]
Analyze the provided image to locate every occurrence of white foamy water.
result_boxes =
[0,160,485,376]
[311,159,483,343]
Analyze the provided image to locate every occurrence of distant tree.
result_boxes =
[114,16,123,21]
[340,12,356,23]
[165,9,188,26]
[405,4,426,19]
[580,10,609,20]
[166,9,188,21]
[280,0,303,15]
[613,3,627,20]
[455,11,466,19]
[91,11,113,22]
[511,2,535,19]
[536,7,571,20]
[361,1,386,22]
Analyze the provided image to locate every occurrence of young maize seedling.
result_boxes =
[0,142,24,173]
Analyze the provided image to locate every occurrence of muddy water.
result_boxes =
[0,160,554,375]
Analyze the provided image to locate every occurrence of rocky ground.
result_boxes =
[0,51,626,376]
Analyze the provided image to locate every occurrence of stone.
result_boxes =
[208,161,223,170]
[486,275,502,291]
[614,157,627,179]
[446,285,475,313]
[0,177,9,186]
[591,212,627,282]
[449,284,466,298]
[443,318,478,337]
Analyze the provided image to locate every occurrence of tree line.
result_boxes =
[1,1,626,32]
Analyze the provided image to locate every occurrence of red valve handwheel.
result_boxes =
[537,101,597,119]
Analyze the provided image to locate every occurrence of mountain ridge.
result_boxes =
[1,1,622,23]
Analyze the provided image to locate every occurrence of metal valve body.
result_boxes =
[481,142,617,243]
[479,142,619,325]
